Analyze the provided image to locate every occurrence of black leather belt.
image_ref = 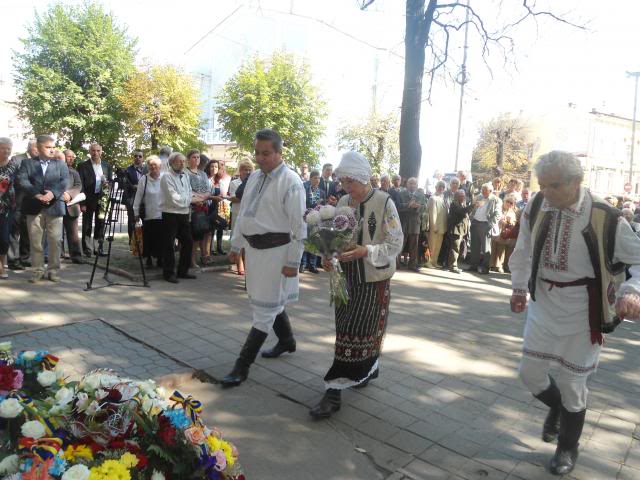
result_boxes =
[244,232,291,250]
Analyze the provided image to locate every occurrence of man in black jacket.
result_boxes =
[446,190,472,273]
[122,150,146,242]
[18,135,69,282]
[77,143,112,256]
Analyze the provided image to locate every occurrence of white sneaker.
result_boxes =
[48,271,61,283]
[29,272,45,283]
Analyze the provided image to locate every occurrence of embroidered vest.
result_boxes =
[529,192,625,334]
[339,189,396,283]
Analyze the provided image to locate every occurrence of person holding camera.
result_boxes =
[122,150,147,243]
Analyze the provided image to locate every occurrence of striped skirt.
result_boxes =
[324,269,390,390]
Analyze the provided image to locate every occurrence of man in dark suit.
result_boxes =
[61,150,83,264]
[318,163,337,205]
[7,139,38,270]
[17,135,69,283]
[122,150,146,242]
[300,170,326,273]
[77,142,112,256]
[446,190,472,273]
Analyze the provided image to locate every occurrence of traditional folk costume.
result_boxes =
[509,187,640,474]
[310,151,403,419]
[222,161,306,386]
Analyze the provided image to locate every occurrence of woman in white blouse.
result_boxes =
[133,156,164,268]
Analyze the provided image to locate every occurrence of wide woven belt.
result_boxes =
[244,232,291,250]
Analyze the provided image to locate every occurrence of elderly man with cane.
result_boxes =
[509,151,640,475]
[221,129,306,387]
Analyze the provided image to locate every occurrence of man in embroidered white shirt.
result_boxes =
[509,151,640,475]
[222,129,306,387]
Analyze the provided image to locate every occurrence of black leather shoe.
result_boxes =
[534,376,562,443]
[261,338,296,358]
[164,275,179,283]
[71,258,83,265]
[83,250,92,257]
[94,250,107,257]
[221,328,268,388]
[309,390,341,419]
[146,257,153,268]
[8,263,24,271]
[353,368,379,389]
[299,264,305,273]
[549,408,585,475]
[221,359,249,387]
[308,265,319,274]
[178,273,197,279]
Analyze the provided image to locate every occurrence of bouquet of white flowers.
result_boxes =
[303,205,359,306]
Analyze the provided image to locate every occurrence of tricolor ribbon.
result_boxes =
[41,354,59,370]
[169,390,202,424]
[8,390,34,408]
[18,437,63,461]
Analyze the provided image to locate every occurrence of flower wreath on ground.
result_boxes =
[0,342,244,480]
[303,205,359,306]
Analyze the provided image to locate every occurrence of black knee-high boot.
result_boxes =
[261,310,296,358]
[221,328,268,387]
[216,229,225,254]
[309,389,341,419]
[534,376,562,442]
[549,406,586,475]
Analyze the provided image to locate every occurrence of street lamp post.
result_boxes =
[627,71,640,185]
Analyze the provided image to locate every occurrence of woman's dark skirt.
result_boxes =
[142,218,163,259]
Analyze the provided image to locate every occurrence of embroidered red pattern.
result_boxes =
[523,348,597,374]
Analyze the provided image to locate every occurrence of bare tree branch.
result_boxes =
[358,0,377,10]
[505,0,587,31]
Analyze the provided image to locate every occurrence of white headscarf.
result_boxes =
[334,151,371,185]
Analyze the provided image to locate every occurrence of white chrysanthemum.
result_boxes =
[85,400,100,415]
[305,210,322,225]
[75,392,89,411]
[22,351,36,361]
[37,370,57,387]
[0,399,23,418]
[61,464,90,480]
[335,206,353,216]
[0,341,12,353]
[150,470,166,480]
[21,420,46,439]
[55,387,74,406]
[319,205,336,220]
[0,454,19,475]
[82,373,101,391]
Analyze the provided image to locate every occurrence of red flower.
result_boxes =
[0,178,9,194]
[0,365,21,392]
[135,453,148,469]
[157,415,177,447]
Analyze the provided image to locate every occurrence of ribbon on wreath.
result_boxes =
[8,390,34,408]
[41,354,59,370]
[169,390,202,424]
[18,436,63,461]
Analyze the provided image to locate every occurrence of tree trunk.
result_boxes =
[399,0,436,183]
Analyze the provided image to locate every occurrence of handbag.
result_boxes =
[138,175,148,220]
[191,210,211,236]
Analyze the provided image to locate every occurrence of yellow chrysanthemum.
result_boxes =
[206,435,221,453]
[220,440,235,467]
[62,444,94,462]
[119,452,139,468]
[89,459,131,480]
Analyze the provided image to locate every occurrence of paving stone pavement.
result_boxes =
[1,262,639,479]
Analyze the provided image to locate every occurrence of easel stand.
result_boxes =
[85,181,149,291]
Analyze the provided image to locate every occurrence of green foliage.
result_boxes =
[336,111,400,175]
[215,51,327,167]
[471,113,533,176]
[119,64,205,153]
[13,2,137,161]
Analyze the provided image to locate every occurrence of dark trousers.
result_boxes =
[162,212,192,277]
[470,220,491,269]
[404,233,419,269]
[142,218,163,260]
[62,215,82,260]
[8,207,29,265]
[448,234,463,269]
[126,204,136,242]
[0,210,13,256]
[81,196,105,253]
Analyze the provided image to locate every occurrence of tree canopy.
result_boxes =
[215,52,326,167]
[471,113,533,178]
[119,64,204,152]
[13,2,137,159]
[336,111,400,175]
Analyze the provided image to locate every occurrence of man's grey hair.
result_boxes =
[455,189,466,199]
[482,182,493,192]
[63,149,74,156]
[159,145,173,158]
[436,180,446,189]
[380,173,390,181]
[534,150,584,182]
[407,177,418,184]
[0,137,12,146]
[89,141,102,149]
[449,177,460,187]
[621,208,634,218]
[168,152,185,167]
[36,134,54,145]
[146,155,161,166]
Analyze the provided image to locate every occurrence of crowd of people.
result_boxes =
[0,135,242,283]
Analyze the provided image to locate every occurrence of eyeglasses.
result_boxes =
[134,154,143,158]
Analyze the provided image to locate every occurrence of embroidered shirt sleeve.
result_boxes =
[230,175,255,253]
[366,199,404,267]
[284,175,307,267]
[614,218,640,298]
[509,200,533,292]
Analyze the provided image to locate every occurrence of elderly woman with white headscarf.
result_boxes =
[310,151,404,420]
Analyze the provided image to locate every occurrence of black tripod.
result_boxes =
[85,180,149,291]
